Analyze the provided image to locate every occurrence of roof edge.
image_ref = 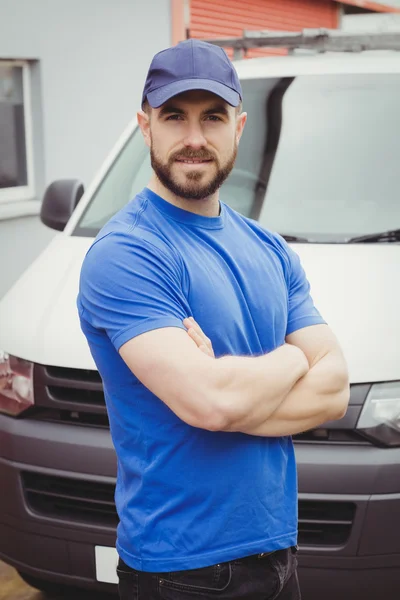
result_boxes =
[337,0,400,14]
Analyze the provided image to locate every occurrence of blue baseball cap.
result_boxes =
[142,39,242,109]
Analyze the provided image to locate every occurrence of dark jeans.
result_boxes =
[117,546,301,599]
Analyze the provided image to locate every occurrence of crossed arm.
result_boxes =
[184,318,349,436]
[248,337,349,436]
[119,319,350,437]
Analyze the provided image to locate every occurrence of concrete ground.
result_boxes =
[0,562,43,600]
[0,561,113,600]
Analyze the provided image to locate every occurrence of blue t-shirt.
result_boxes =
[77,187,325,572]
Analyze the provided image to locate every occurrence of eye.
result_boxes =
[205,115,222,122]
[166,114,184,121]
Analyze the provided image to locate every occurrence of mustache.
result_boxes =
[170,148,216,162]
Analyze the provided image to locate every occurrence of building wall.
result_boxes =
[0,216,55,300]
[0,0,172,194]
[190,0,339,57]
[0,0,172,300]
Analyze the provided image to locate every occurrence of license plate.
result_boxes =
[94,546,119,584]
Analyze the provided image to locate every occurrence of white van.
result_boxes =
[1,30,400,599]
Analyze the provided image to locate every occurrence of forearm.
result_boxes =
[212,343,309,431]
[243,350,350,437]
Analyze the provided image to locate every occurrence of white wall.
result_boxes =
[342,13,400,31]
[0,0,172,300]
[0,0,172,191]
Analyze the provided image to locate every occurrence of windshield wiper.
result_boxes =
[280,234,310,243]
[348,228,400,243]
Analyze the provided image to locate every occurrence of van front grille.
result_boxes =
[48,385,105,406]
[46,366,103,384]
[31,364,108,426]
[293,430,369,445]
[31,365,368,446]
[298,500,356,547]
[30,407,110,428]
[22,472,117,528]
[22,471,355,548]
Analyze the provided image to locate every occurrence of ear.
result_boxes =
[137,110,151,148]
[236,112,247,144]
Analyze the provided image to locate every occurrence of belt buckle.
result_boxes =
[258,551,274,559]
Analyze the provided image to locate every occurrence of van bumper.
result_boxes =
[1,414,400,599]
[0,415,118,594]
[295,443,400,600]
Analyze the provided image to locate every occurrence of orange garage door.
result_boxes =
[189,0,339,57]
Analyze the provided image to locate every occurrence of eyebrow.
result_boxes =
[158,103,230,119]
[158,105,185,118]
[202,105,230,118]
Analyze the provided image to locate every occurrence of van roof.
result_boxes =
[204,28,400,79]
[234,51,400,80]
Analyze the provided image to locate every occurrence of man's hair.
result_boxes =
[142,98,242,116]
[142,99,151,115]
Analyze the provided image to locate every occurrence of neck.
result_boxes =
[147,175,221,217]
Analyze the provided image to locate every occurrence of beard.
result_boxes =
[150,143,237,201]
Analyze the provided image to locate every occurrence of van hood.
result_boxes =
[0,235,398,383]
[0,235,94,369]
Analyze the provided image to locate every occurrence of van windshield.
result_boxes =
[74,73,400,243]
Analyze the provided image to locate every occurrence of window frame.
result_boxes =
[0,60,35,204]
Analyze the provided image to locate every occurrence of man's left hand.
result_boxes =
[183,317,215,358]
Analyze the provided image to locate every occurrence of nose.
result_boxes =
[183,123,207,149]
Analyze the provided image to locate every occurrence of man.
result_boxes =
[78,39,350,600]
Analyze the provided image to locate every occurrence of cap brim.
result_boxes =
[146,78,241,108]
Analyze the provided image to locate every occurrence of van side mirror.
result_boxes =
[40,179,84,231]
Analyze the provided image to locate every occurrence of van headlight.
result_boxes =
[0,351,34,416]
[357,382,400,447]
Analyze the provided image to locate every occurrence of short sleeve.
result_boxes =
[284,244,326,336]
[78,232,189,351]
